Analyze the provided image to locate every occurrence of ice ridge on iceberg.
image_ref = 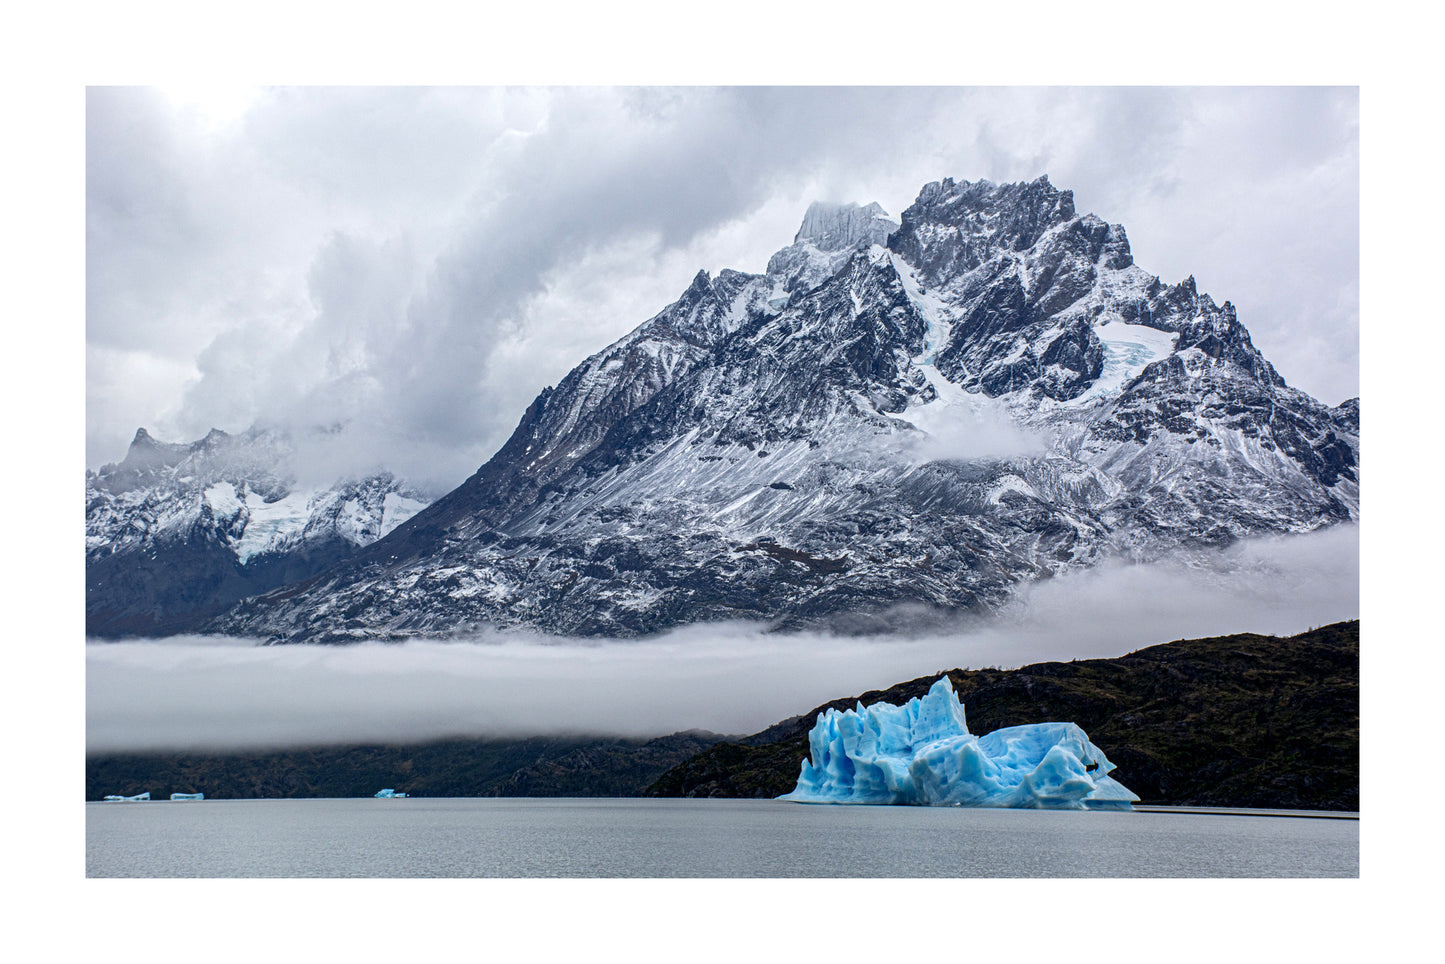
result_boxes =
[779,677,1139,809]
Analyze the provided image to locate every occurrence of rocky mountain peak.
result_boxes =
[95,175,1358,644]
[893,175,1077,256]
[766,202,898,298]
[125,426,169,455]
[115,426,190,476]
[792,201,898,251]
[683,268,712,295]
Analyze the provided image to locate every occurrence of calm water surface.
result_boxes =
[86,798,1357,878]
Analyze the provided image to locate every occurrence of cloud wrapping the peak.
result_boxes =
[86,526,1358,754]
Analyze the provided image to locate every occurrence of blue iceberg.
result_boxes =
[102,792,150,802]
[779,677,1138,810]
[374,789,408,798]
[170,792,204,801]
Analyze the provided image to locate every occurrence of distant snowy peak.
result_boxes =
[95,424,283,489]
[88,425,428,561]
[86,426,432,635]
[792,200,899,251]
[767,200,898,299]
[120,426,190,468]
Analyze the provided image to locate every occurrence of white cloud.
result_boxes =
[889,401,1050,463]
[86,526,1358,754]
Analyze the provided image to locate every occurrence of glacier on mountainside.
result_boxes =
[780,677,1139,809]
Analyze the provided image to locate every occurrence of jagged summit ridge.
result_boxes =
[903,175,1077,251]
[114,174,1356,643]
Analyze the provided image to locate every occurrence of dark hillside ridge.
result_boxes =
[86,426,430,637]
[86,731,728,801]
[647,621,1359,811]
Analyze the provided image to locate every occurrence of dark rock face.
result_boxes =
[97,175,1356,642]
[889,176,1078,273]
[1333,397,1360,432]
[86,532,358,637]
[647,621,1360,812]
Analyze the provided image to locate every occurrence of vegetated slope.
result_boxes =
[203,177,1357,642]
[646,621,1359,811]
[85,731,728,801]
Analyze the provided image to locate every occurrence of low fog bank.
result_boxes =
[87,525,1358,754]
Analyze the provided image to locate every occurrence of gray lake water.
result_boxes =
[86,797,1358,878]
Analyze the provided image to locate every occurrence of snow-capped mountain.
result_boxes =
[765,200,899,297]
[188,175,1357,642]
[86,427,430,636]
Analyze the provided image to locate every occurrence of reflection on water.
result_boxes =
[86,797,1358,878]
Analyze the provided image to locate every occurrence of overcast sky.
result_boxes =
[86,86,1358,491]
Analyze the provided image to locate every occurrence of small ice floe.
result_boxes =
[102,792,151,802]
[169,792,204,801]
[373,789,408,798]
